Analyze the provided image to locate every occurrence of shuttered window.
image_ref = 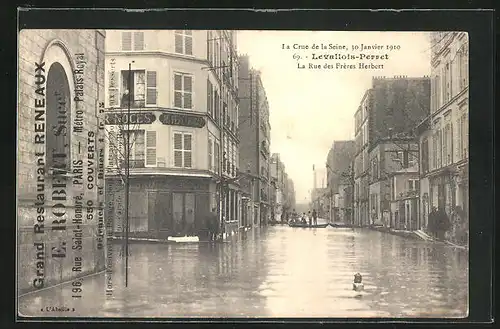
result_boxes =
[122,31,144,51]
[173,132,193,168]
[174,73,193,109]
[146,71,157,105]
[174,30,193,55]
[145,131,156,166]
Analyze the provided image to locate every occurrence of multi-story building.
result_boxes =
[354,76,430,227]
[17,30,106,292]
[104,30,240,239]
[284,176,296,216]
[326,140,355,223]
[369,138,420,227]
[389,167,420,230]
[270,153,287,222]
[238,55,271,227]
[353,92,370,226]
[418,32,469,242]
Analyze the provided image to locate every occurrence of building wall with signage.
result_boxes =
[17,30,106,293]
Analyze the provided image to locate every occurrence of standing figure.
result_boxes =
[436,207,451,241]
[206,208,219,242]
[308,211,312,227]
[312,209,318,225]
[427,206,438,238]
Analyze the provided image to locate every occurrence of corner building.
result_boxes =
[104,30,240,238]
[17,30,106,293]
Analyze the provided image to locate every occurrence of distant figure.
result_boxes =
[436,207,451,241]
[427,206,438,238]
[301,213,307,225]
[312,209,318,225]
[308,211,312,227]
[206,208,219,242]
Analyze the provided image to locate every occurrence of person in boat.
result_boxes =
[312,209,318,225]
[301,213,307,225]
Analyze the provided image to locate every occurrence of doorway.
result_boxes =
[172,192,196,236]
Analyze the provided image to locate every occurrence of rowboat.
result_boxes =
[328,223,353,228]
[288,223,328,228]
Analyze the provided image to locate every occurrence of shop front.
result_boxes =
[105,174,215,238]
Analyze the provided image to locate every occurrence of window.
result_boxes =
[145,130,156,166]
[461,112,468,159]
[174,30,193,55]
[208,137,214,171]
[121,31,144,51]
[214,140,220,174]
[421,138,429,173]
[207,31,213,62]
[437,129,443,168]
[173,132,192,168]
[408,179,419,191]
[459,45,468,91]
[121,70,156,107]
[214,89,220,123]
[174,72,193,109]
[110,130,145,168]
[207,79,213,117]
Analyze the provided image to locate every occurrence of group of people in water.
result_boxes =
[289,209,319,226]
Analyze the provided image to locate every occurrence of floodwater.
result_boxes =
[19,220,468,318]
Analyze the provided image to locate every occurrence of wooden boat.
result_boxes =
[328,223,353,228]
[288,222,328,228]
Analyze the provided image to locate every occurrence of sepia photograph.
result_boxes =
[17,27,470,319]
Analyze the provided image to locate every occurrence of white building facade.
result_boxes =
[419,32,469,243]
[104,30,241,239]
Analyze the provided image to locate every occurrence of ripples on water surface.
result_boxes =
[19,223,468,318]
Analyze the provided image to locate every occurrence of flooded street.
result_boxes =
[19,222,468,318]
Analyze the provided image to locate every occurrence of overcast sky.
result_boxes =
[237,31,431,203]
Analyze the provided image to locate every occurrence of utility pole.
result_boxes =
[124,61,133,287]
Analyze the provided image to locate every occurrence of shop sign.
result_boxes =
[105,112,156,125]
[159,113,206,128]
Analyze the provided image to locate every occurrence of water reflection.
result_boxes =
[18,226,467,318]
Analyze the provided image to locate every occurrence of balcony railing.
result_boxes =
[120,99,145,108]
[118,159,145,168]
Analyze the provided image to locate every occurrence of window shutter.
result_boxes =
[184,134,192,168]
[146,71,157,105]
[122,32,132,51]
[174,74,182,108]
[175,32,183,53]
[133,32,144,50]
[184,75,193,109]
[174,133,183,167]
[145,131,156,166]
[185,34,193,55]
